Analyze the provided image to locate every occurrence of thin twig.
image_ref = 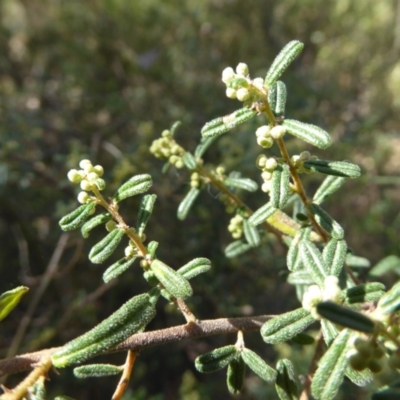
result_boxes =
[111,351,137,400]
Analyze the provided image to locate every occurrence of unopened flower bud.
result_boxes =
[270,125,286,139]
[257,137,274,149]
[222,67,236,83]
[87,172,98,181]
[255,125,271,138]
[77,191,90,204]
[105,220,117,232]
[252,77,265,90]
[265,158,278,171]
[236,63,249,76]
[93,165,104,176]
[80,179,92,191]
[67,169,83,183]
[236,88,250,101]
[226,88,237,99]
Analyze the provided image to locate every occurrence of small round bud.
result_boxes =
[161,129,171,138]
[299,151,311,161]
[261,171,272,181]
[169,155,179,164]
[372,344,385,359]
[67,169,83,183]
[257,137,274,149]
[261,181,272,193]
[140,259,150,268]
[226,88,237,99]
[79,159,92,169]
[354,338,373,358]
[222,67,236,83]
[87,172,98,181]
[77,191,91,204]
[190,181,199,188]
[265,158,278,171]
[105,220,117,232]
[270,125,286,139]
[93,165,104,176]
[236,63,249,76]
[291,155,301,166]
[368,359,383,374]
[256,155,267,169]
[125,246,136,257]
[255,125,271,138]
[349,353,369,371]
[80,179,92,191]
[236,88,250,102]
[216,166,225,175]
[175,160,184,169]
[252,77,265,90]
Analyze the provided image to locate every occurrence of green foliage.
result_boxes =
[0,286,29,322]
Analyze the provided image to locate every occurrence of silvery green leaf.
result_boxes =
[322,239,347,277]
[287,227,310,271]
[248,202,277,226]
[287,270,314,285]
[275,81,287,117]
[303,160,361,178]
[243,219,260,247]
[59,202,96,232]
[227,356,245,395]
[299,240,328,286]
[377,281,400,314]
[309,203,344,239]
[195,345,238,373]
[147,241,158,258]
[345,282,386,304]
[321,319,339,346]
[369,255,400,277]
[265,40,304,86]
[311,329,351,400]
[345,366,373,387]
[224,176,258,192]
[113,174,153,202]
[177,257,211,280]
[137,194,157,235]
[201,108,257,138]
[182,152,197,170]
[283,119,331,149]
[345,254,370,268]
[241,348,277,382]
[225,240,252,258]
[177,187,200,221]
[261,308,314,344]
[81,213,112,238]
[270,164,291,209]
[103,257,137,283]
[73,364,122,378]
[89,229,124,264]
[313,176,346,204]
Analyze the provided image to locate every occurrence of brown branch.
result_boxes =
[0,315,272,377]
[111,351,136,400]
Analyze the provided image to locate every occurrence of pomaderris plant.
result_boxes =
[1,40,399,400]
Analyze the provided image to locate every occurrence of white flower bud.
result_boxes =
[323,275,341,301]
[80,179,92,191]
[270,125,286,139]
[125,245,136,257]
[222,67,236,83]
[261,181,272,193]
[67,169,83,183]
[79,159,92,171]
[87,172,98,181]
[302,285,323,319]
[236,88,250,101]
[105,220,117,232]
[236,63,249,76]
[77,191,90,204]
[255,125,271,138]
[252,77,265,90]
[93,165,104,176]
[261,171,272,181]
[257,137,274,149]
[226,88,237,99]
[265,158,278,171]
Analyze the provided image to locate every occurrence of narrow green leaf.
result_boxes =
[283,119,331,149]
[224,176,258,192]
[150,259,193,299]
[182,152,197,170]
[270,164,291,209]
[321,319,339,346]
[243,219,260,247]
[309,203,344,239]
[316,301,375,333]
[177,187,200,221]
[59,202,96,232]
[261,308,314,344]
[287,227,311,271]
[143,270,160,287]
[81,213,112,238]
[290,332,315,345]
[377,281,400,314]
[265,40,304,86]
[345,366,373,387]
[248,202,277,226]
[313,176,346,204]
[137,194,157,235]
[113,174,153,202]
[89,228,124,264]
[311,329,351,400]
[346,253,370,268]
[224,240,252,258]
[147,241,158,258]
[52,293,156,367]
[268,81,278,112]
[227,356,245,395]
[177,258,211,280]
[299,240,328,286]
[369,255,400,277]
[287,270,314,285]
[303,160,361,178]
[275,359,300,400]
[0,286,29,322]
[195,345,238,373]
[322,239,347,277]
[345,282,386,305]
[73,364,122,378]
[195,137,218,158]
[242,348,277,382]
[275,81,287,117]
[102,257,136,283]
[201,108,257,138]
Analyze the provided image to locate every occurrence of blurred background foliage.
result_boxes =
[0,0,399,398]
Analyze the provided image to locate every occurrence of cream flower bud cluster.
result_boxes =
[228,214,244,239]
[67,160,105,204]
[222,63,267,103]
[348,337,387,374]
[190,172,201,188]
[302,275,341,319]
[124,231,146,258]
[149,130,185,169]
[290,151,318,173]
[256,153,279,194]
